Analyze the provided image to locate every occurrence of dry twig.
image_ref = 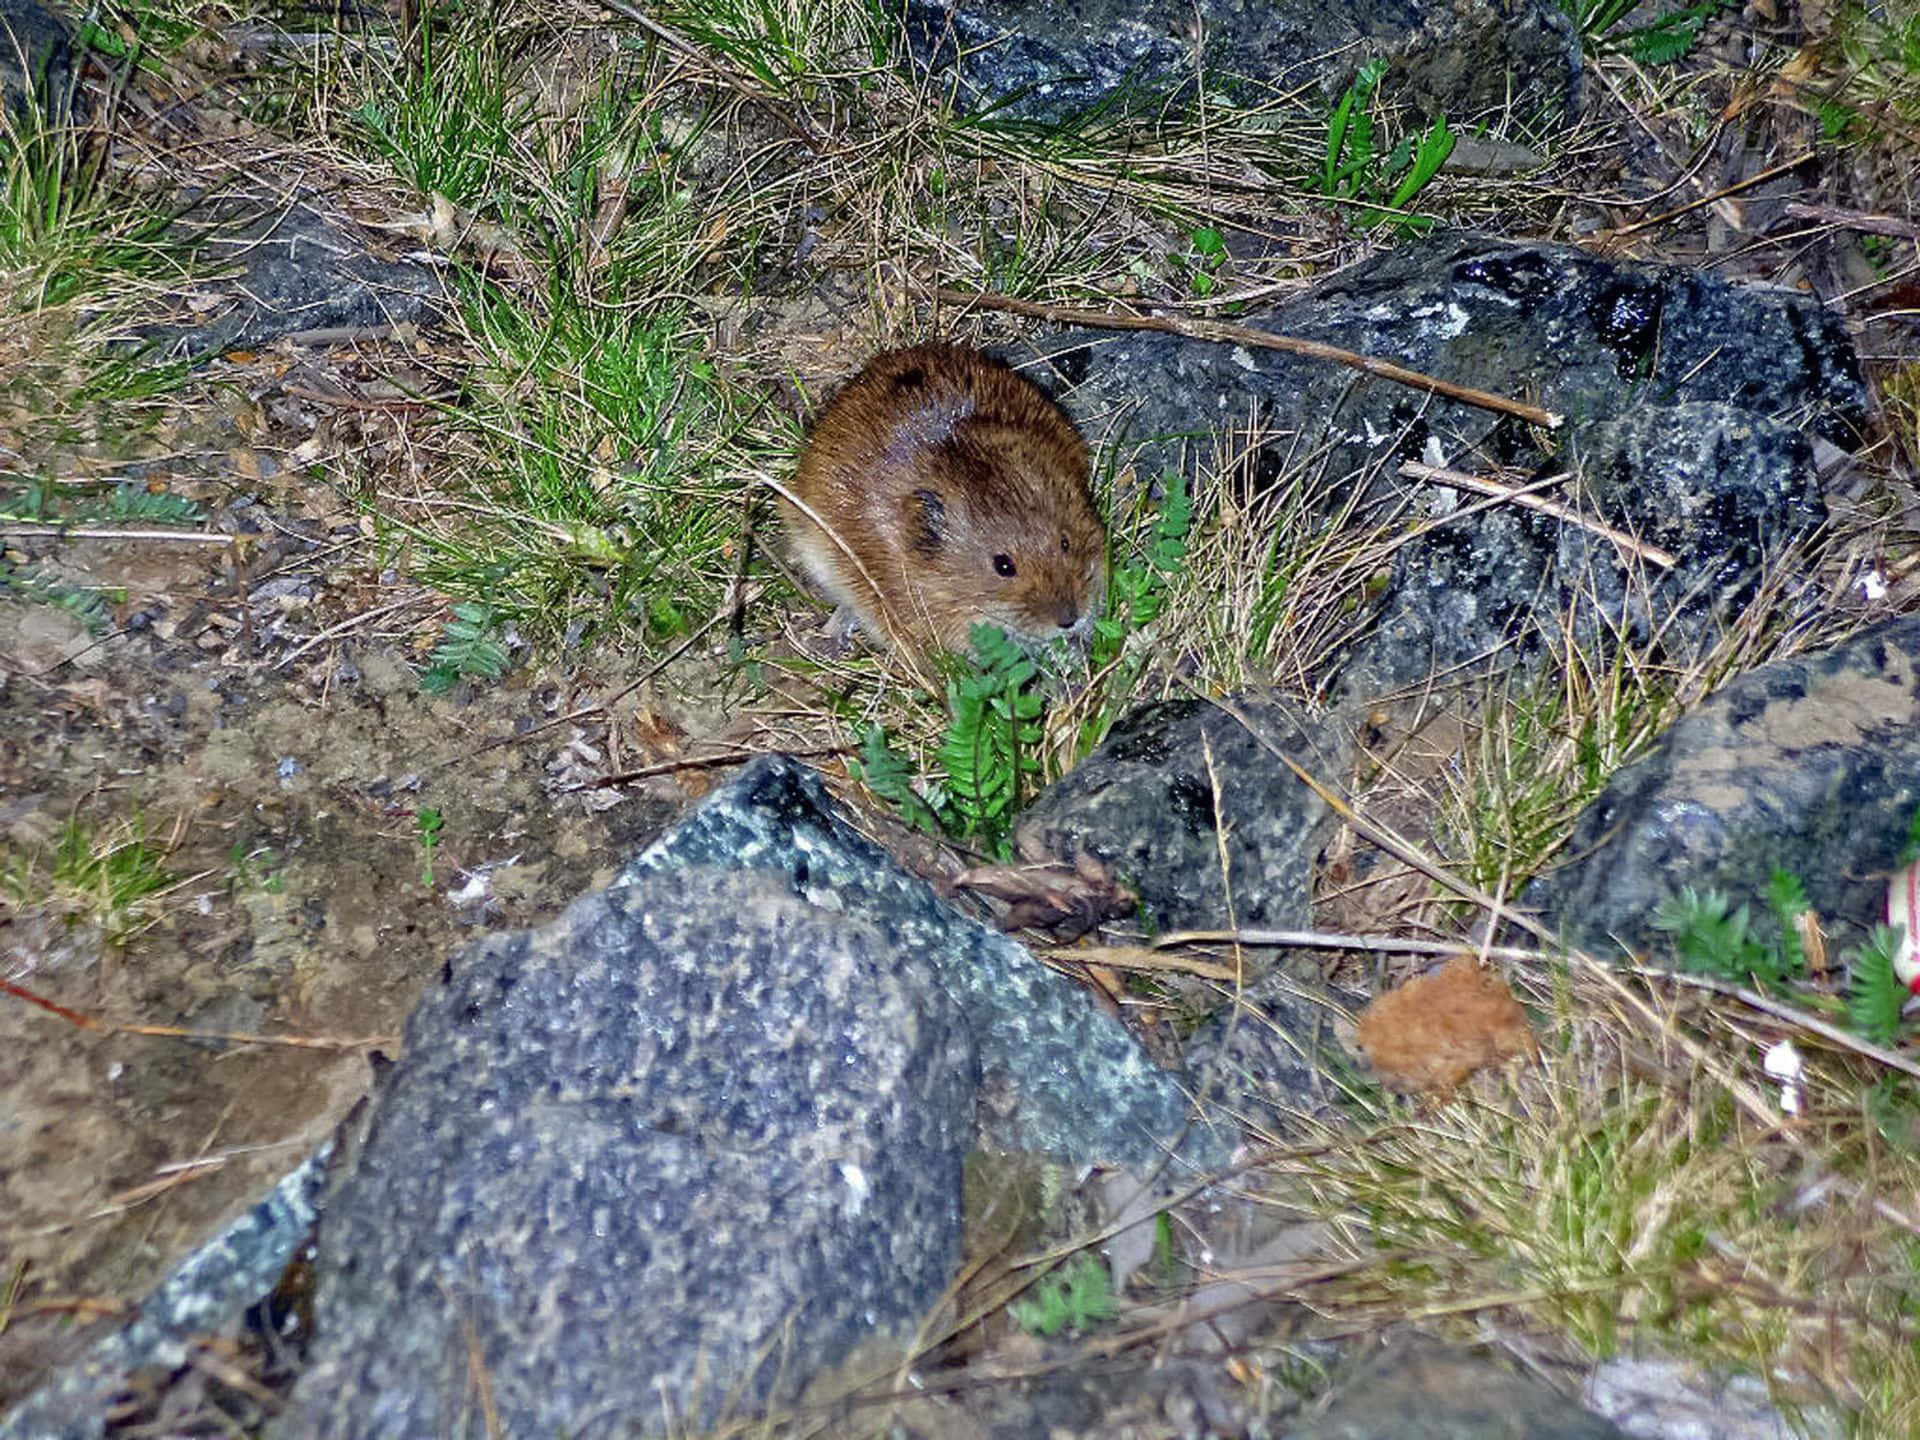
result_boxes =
[933,288,1564,429]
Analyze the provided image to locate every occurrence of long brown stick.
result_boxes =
[1610,149,1817,238]
[1,978,389,1051]
[933,288,1564,430]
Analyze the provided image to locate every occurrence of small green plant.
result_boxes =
[1559,0,1643,41]
[74,5,196,74]
[0,62,178,309]
[3,479,205,529]
[415,808,445,887]
[1652,874,1911,1043]
[1170,225,1226,298]
[421,602,509,693]
[0,481,209,631]
[1825,0,1920,133]
[1622,0,1730,63]
[1651,876,1806,987]
[1846,925,1908,1046]
[1316,61,1454,233]
[228,842,285,896]
[1078,471,1193,754]
[848,725,942,835]
[0,559,113,632]
[1152,1210,1180,1289]
[351,13,527,216]
[1900,805,1920,866]
[1766,868,1811,977]
[936,625,1046,855]
[1557,0,1736,61]
[1,817,173,946]
[655,0,891,90]
[398,291,747,646]
[1091,471,1191,674]
[1010,1251,1114,1337]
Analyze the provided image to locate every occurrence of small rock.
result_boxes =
[1293,1333,1625,1439]
[1534,612,1920,958]
[1583,1353,1840,1440]
[1016,689,1345,935]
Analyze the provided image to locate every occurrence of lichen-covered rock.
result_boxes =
[620,756,1224,1169]
[1346,400,1827,700]
[1534,612,1920,958]
[281,864,978,1437]
[902,0,1582,128]
[0,0,77,122]
[1021,235,1867,700]
[1182,970,1344,1139]
[1015,689,1343,933]
[148,199,442,359]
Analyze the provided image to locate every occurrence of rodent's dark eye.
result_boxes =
[1060,533,1071,555]
[992,553,1017,578]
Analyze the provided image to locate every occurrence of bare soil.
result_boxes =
[0,368,715,1406]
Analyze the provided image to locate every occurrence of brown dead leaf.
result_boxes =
[951,852,1134,938]
[1356,956,1538,1093]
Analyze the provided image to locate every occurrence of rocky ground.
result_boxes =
[3,0,1918,1433]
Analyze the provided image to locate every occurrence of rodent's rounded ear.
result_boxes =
[907,487,947,555]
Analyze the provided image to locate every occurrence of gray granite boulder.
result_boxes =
[1182,969,1345,1140]
[1014,689,1350,1136]
[903,0,1582,128]
[1535,612,1920,959]
[620,756,1224,1168]
[276,755,1223,1437]
[1022,234,1867,701]
[281,864,978,1436]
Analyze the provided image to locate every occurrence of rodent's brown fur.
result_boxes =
[783,344,1106,654]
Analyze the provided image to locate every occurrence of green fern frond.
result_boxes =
[850,725,941,835]
[1846,925,1909,1046]
[936,624,1044,853]
[103,485,204,524]
[0,560,114,632]
[1764,868,1810,982]
[422,601,509,693]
